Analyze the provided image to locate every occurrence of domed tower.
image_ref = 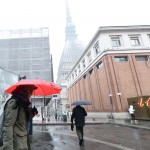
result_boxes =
[57,0,85,86]
[56,0,85,114]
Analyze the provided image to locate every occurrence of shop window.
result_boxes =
[89,69,94,75]
[135,56,147,61]
[115,56,128,62]
[83,74,87,79]
[96,61,103,69]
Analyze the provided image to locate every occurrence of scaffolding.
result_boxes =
[0,28,52,82]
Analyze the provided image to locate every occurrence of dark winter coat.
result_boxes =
[71,106,87,127]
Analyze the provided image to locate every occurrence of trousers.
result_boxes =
[76,127,83,140]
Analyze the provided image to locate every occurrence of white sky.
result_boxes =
[0,0,149,82]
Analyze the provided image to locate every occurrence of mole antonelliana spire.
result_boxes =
[65,0,77,41]
[56,0,85,86]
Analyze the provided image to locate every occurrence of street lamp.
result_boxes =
[117,92,122,109]
[54,99,58,120]
[108,94,114,119]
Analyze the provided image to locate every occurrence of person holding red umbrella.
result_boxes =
[2,85,38,150]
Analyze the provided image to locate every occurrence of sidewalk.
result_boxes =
[33,118,150,130]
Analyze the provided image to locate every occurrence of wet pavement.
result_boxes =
[30,119,150,150]
[33,118,150,130]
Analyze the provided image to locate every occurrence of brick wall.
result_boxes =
[68,52,150,113]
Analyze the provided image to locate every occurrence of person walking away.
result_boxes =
[128,105,135,120]
[2,85,38,150]
[71,105,87,146]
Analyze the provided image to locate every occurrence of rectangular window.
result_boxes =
[135,56,147,61]
[74,69,77,77]
[87,51,92,63]
[130,36,140,46]
[111,36,121,47]
[96,61,103,69]
[72,73,74,80]
[82,59,86,68]
[78,64,81,73]
[93,42,100,55]
[115,56,128,62]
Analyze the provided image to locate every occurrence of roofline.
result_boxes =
[66,25,150,78]
[87,25,150,51]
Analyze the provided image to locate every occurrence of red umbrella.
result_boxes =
[46,82,61,90]
[45,81,62,95]
[4,79,62,96]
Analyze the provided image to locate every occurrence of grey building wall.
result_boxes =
[0,28,53,82]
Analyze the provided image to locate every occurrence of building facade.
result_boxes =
[66,25,150,119]
[0,27,53,81]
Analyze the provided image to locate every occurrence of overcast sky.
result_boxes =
[0,0,149,81]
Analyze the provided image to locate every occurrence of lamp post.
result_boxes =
[117,92,122,109]
[54,99,57,120]
[108,94,114,119]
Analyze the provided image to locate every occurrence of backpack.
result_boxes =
[0,96,11,147]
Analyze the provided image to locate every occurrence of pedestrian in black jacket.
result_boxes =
[71,105,87,146]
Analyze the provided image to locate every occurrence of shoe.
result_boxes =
[79,139,83,146]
